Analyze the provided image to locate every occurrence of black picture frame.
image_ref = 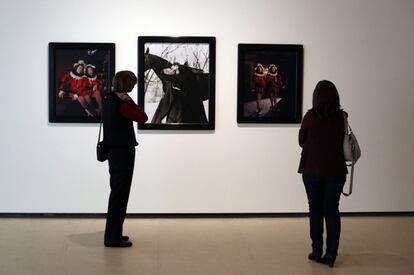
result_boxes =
[49,42,115,123]
[138,36,216,130]
[237,44,303,124]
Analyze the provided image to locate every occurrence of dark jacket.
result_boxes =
[298,110,348,176]
[102,93,138,147]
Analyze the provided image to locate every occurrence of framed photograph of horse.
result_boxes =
[138,36,216,130]
[237,44,303,124]
[49,42,115,123]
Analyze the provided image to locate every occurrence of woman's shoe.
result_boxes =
[104,239,133,248]
[121,236,129,241]
[321,254,336,268]
[308,252,322,262]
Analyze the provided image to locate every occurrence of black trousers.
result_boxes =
[105,146,135,242]
[302,174,346,256]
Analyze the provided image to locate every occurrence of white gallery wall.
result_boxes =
[0,0,413,213]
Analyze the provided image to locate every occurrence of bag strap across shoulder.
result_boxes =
[97,106,103,144]
[98,118,103,143]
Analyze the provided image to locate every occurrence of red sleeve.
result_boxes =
[119,100,148,123]
[58,73,69,90]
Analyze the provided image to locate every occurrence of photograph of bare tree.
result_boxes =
[138,37,215,130]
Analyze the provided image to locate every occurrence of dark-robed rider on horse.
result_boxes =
[144,48,209,124]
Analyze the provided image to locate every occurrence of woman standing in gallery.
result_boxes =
[298,80,347,267]
[102,71,148,247]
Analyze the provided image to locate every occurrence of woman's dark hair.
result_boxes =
[112,71,137,93]
[311,80,342,117]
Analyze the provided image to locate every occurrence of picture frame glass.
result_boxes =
[138,37,215,130]
[237,44,303,124]
[49,43,115,123]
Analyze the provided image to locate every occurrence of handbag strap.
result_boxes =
[343,111,349,135]
[97,108,103,144]
[342,160,354,196]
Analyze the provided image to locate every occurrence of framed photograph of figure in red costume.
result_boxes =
[48,42,115,123]
[237,44,303,124]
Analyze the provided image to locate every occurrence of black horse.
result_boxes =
[144,49,209,124]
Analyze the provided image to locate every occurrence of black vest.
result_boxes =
[102,93,138,147]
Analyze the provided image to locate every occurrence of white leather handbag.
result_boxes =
[342,112,361,196]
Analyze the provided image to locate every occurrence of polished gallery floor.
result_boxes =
[0,216,413,275]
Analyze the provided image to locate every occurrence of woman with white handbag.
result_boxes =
[298,80,348,267]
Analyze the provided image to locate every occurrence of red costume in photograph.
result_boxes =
[252,72,266,95]
[58,61,87,100]
[266,72,283,95]
[85,75,101,96]
[84,64,101,96]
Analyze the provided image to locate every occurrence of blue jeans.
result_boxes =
[302,174,346,256]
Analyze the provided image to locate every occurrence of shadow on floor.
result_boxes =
[68,231,104,248]
[339,253,414,269]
